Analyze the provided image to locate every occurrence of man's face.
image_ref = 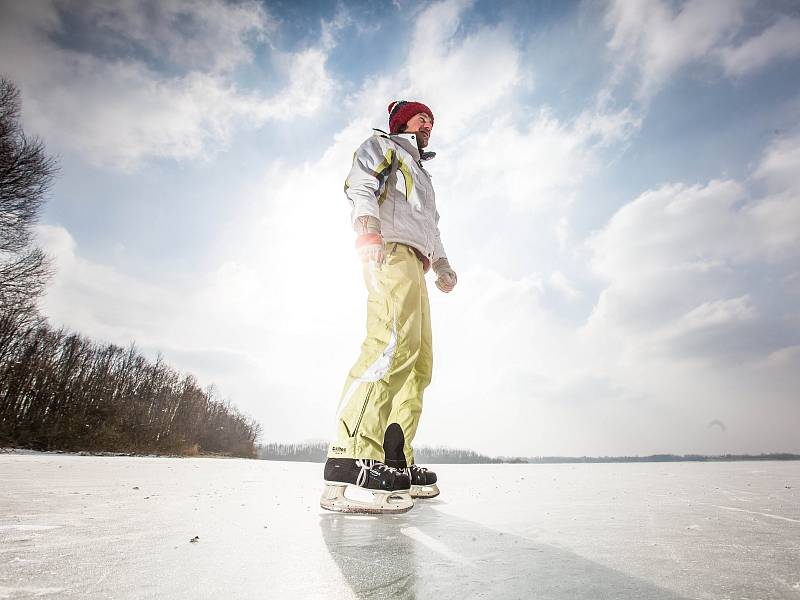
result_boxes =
[404,112,433,148]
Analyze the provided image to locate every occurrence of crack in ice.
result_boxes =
[711,505,800,523]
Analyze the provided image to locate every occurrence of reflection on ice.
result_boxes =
[320,501,689,599]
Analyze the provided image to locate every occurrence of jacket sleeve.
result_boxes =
[432,209,447,263]
[344,136,394,225]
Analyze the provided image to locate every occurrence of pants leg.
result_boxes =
[328,244,426,461]
[387,273,432,466]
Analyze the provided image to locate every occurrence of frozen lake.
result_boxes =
[0,454,798,599]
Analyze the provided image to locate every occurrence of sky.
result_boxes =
[1,0,799,457]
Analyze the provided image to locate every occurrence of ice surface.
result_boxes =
[1,454,798,599]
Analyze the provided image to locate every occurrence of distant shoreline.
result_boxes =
[4,447,799,464]
[255,442,800,464]
[524,453,800,464]
[0,447,239,459]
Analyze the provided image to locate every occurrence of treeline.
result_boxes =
[256,442,800,465]
[0,77,260,457]
[527,453,800,464]
[415,446,521,464]
[256,440,525,464]
[0,318,261,456]
[258,440,328,462]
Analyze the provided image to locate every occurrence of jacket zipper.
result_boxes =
[352,382,375,437]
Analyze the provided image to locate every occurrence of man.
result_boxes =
[320,100,457,515]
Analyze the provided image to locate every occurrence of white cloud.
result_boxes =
[718,17,800,77]
[585,133,800,364]
[58,0,272,73]
[258,48,337,119]
[570,132,800,454]
[602,0,800,99]
[548,271,581,302]
[667,295,758,337]
[0,0,335,170]
[400,0,521,141]
[437,106,640,221]
[758,344,800,369]
[750,134,800,259]
[555,217,570,251]
[37,225,180,344]
[605,0,746,98]
[589,179,748,279]
[30,66,263,169]
[754,133,800,191]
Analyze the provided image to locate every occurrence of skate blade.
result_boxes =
[410,483,440,499]
[320,482,414,515]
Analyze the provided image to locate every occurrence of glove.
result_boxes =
[353,216,383,266]
[433,257,457,293]
[356,233,385,267]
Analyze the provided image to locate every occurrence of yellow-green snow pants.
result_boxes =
[328,243,432,466]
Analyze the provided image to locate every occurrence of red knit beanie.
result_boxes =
[388,100,434,134]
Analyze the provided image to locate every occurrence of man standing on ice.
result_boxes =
[321,100,457,515]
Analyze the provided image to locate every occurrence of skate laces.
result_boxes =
[355,459,395,487]
[407,464,430,484]
[355,458,373,486]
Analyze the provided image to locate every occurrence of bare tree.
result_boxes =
[0,79,260,457]
[0,78,56,317]
[0,319,261,456]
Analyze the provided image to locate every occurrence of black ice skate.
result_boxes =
[407,464,439,499]
[382,422,440,499]
[320,458,413,515]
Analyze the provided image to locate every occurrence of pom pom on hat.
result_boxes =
[388,100,434,134]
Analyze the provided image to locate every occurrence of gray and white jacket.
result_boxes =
[344,129,446,265]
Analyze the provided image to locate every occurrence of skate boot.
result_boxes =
[382,422,440,499]
[407,464,439,499]
[320,458,413,515]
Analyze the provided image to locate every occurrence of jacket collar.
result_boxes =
[373,129,436,162]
